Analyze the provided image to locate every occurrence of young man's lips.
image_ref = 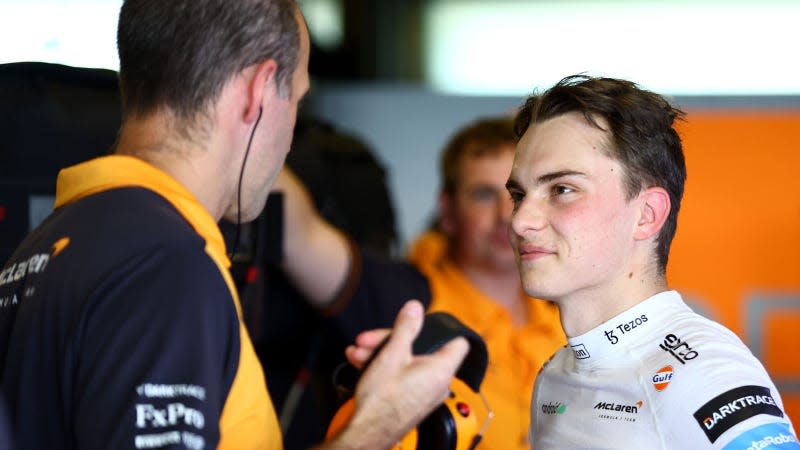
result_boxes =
[518,244,555,259]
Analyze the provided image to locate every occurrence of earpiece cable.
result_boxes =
[229,106,263,260]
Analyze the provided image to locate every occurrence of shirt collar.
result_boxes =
[567,290,684,368]
[55,154,230,268]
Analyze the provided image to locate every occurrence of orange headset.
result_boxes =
[326,312,493,450]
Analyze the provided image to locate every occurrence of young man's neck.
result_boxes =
[556,275,667,338]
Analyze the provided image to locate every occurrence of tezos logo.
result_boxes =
[652,365,674,392]
[604,314,648,345]
[541,401,567,415]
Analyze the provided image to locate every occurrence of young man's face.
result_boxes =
[440,144,517,274]
[506,112,641,302]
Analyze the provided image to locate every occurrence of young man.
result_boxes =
[407,118,565,450]
[0,1,467,449]
[277,117,565,450]
[506,75,799,448]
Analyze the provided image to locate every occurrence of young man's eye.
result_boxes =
[552,185,575,196]
[508,189,524,208]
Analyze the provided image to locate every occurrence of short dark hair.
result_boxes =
[514,75,686,273]
[440,116,516,195]
[117,0,299,124]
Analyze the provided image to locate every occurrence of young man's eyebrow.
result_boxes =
[537,170,585,184]
[505,170,586,191]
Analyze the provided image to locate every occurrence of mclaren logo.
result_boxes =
[52,237,70,257]
[0,252,50,287]
[0,236,69,289]
[595,400,643,423]
[594,400,643,414]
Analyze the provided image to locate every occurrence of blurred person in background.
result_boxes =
[276,116,565,450]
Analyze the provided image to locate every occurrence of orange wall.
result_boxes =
[668,110,800,423]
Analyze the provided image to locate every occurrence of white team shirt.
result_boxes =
[530,290,799,449]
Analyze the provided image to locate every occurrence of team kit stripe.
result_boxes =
[722,423,798,450]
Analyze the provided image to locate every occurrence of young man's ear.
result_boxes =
[633,187,670,241]
[244,59,277,123]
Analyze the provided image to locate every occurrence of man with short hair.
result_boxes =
[0,1,467,449]
[506,75,799,448]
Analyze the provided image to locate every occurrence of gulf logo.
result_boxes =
[652,365,674,391]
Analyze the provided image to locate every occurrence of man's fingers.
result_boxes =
[430,336,470,375]
[354,329,391,349]
[356,300,424,372]
[384,300,425,349]
[344,345,372,369]
[345,301,467,379]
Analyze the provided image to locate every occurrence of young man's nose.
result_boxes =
[510,197,547,236]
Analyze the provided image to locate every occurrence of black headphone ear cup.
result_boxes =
[417,403,457,450]
[418,379,482,450]
[326,313,488,449]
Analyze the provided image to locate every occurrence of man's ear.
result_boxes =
[438,192,456,236]
[634,187,670,241]
[244,59,278,123]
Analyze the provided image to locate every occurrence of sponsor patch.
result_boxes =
[652,365,673,392]
[604,314,648,345]
[571,343,590,360]
[0,252,51,287]
[52,237,70,257]
[659,333,698,364]
[721,422,797,450]
[134,382,208,449]
[594,400,643,422]
[694,385,785,443]
[541,401,567,415]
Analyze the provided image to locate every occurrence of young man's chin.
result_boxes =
[519,268,561,298]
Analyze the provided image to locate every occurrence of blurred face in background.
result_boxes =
[440,144,517,274]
